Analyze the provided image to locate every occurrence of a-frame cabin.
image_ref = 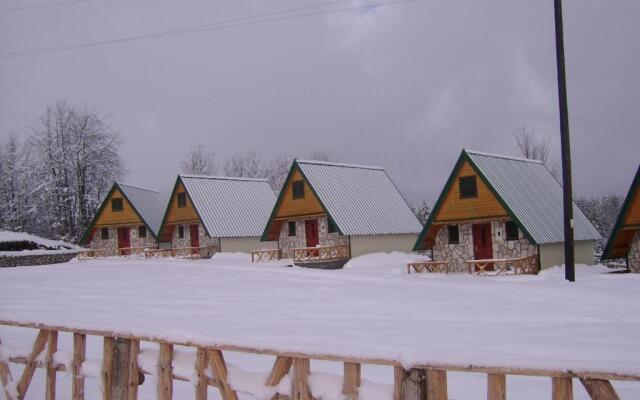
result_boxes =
[80,183,165,256]
[602,165,640,272]
[413,149,601,271]
[261,160,422,267]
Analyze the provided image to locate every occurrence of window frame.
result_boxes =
[101,227,109,240]
[327,219,337,234]
[178,225,185,239]
[505,220,519,241]
[111,198,124,212]
[138,226,147,238]
[447,225,459,244]
[288,221,296,237]
[177,192,187,208]
[292,181,305,199]
[459,175,478,199]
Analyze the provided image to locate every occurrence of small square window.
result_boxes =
[447,225,459,244]
[505,221,519,241]
[139,226,147,238]
[459,176,478,199]
[111,198,123,212]
[101,227,109,240]
[288,221,296,237]
[177,192,187,208]
[178,225,184,239]
[292,181,305,199]
[327,219,337,233]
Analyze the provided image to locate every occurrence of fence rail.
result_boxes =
[406,261,449,274]
[251,249,282,262]
[77,249,107,260]
[292,245,350,263]
[0,319,635,400]
[466,255,540,276]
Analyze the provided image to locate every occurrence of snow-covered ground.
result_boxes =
[1,252,639,399]
[0,230,80,256]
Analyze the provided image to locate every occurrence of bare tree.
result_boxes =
[411,200,430,225]
[181,144,218,176]
[307,150,335,162]
[514,126,559,179]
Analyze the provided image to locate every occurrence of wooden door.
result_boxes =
[472,223,493,270]
[305,219,319,248]
[190,224,200,252]
[117,227,130,255]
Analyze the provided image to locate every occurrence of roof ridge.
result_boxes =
[464,149,544,164]
[296,159,384,170]
[180,174,270,183]
[116,182,160,193]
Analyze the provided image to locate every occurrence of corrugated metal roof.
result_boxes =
[180,175,277,238]
[117,183,166,237]
[296,160,423,236]
[465,149,602,244]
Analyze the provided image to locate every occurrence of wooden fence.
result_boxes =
[251,249,282,262]
[0,320,634,400]
[466,255,540,276]
[292,245,350,263]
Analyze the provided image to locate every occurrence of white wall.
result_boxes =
[539,240,595,269]
[349,234,418,258]
[220,237,277,253]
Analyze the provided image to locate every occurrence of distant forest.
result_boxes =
[0,102,625,246]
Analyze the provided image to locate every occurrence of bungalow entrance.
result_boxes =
[472,223,493,270]
[117,227,131,256]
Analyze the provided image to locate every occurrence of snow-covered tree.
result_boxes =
[181,145,218,176]
[411,200,430,225]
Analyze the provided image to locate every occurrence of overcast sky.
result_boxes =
[1,0,638,204]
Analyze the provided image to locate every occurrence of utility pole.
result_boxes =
[553,0,575,282]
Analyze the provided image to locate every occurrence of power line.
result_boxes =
[0,0,416,59]
[0,0,86,13]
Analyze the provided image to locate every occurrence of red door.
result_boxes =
[117,227,130,255]
[305,219,319,248]
[190,225,200,254]
[472,223,493,270]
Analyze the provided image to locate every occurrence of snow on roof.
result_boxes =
[295,160,423,236]
[180,175,277,238]
[0,230,80,250]
[117,183,166,237]
[463,149,545,164]
[295,159,384,170]
[465,150,601,244]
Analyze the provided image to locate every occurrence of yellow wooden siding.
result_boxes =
[622,184,640,226]
[164,181,200,225]
[94,188,142,227]
[434,161,508,222]
[274,168,324,219]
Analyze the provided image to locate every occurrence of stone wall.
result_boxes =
[432,219,537,272]
[629,231,640,273]
[170,223,218,252]
[87,225,158,256]
[0,251,78,268]
[278,215,349,258]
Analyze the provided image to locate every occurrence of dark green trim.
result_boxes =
[412,150,538,251]
[602,165,640,260]
[157,176,212,240]
[79,182,159,244]
[260,160,343,242]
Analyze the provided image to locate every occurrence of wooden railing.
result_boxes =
[77,249,107,260]
[117,247,146,257]
[143,248,173,258]
[406,260,449,274]
[0,320,634,400]
[466,255,540,276]
[142,245,218,259]
[292,245,350,263]
[251,249,282,262]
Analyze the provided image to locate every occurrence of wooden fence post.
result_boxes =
[103,337,139,400]
[394,367,426,400]
[17,329,48,399]
[579,379,620,400]
[291,358,312,400]
[0,337,15,400]
[72,334,86,400]
[127,339,141,400]
[45,330,58,400]
[208,349,238,400]
[342,362,361,400]
[195,348,208,400]
[552,377,573,400]
[487,373,506,400]
[157,343,173,400]
[426,370,447,400]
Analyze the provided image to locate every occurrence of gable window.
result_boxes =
[288,221,296,237]
[178,225,185,239]
[111,198,123,212]
[101,227,109,240]
[292,181,305,199]
[505,221,519,241]
[459,176,478,199]
[447,225,459,244]
[177,192,187,208]
[139,226,147,238]
[327,219,337,234]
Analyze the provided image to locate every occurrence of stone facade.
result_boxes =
[278,215,349,258]
[0,251,78,268]
[629,231,640,273]
[87,225,158,256]
[432,219,537,272]
[170,222,218,256]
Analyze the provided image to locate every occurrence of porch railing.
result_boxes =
[406,260,449,274]
[292,245,350,263]
[0,319,635,400]
[117,247,146,257]
[466,255,540,276]
[251,249,282,262]
[77,249,107,260]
